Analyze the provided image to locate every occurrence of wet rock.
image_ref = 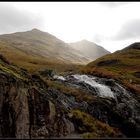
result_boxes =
[98,78,116,87]
[1,69,140,138]
[31,74,48,89]
[87,97,116,124]
[47,101,56,124]
[0,73,30,138]
[64,119,75,134]
[0,70,76,138]
[39,69,55,78]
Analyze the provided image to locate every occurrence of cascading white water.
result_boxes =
[53,74,115,98]
[53,75,66,81]
[73,74,115,98]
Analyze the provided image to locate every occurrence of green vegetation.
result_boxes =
[83,46,140,94]
[68,110,124,138]
[0,54,48,93]
[0,29,89,73]
[46,79,96,102]
[0,41,84,73]
[0,63,28,81]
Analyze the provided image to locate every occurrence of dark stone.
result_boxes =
[39,69,55,78]
[0,54,10,64]
[1,67,140,138]
[133,72,140,78]
[96,59,120,66]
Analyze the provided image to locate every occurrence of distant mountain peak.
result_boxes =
[78,39,97,45]
[29,28,57,38]
[124,42,140,50]
[0,28,90,65]
[69,40,110,61]
[80,39,89,42]
[79,39,92,43]
[31,28,42,32]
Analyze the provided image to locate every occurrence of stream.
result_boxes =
[53,74,125,100]
[52,74,140,137]
[52,73,140,137]
[72,74,115,98]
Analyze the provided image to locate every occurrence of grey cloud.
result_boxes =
[91,33,108,45]
[113,19,140,40]
[0,4,44,34]
[100,2,129,8]
[92,34,103,44]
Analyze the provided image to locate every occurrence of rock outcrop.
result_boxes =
[0,70,76,138]
[0,54,139,138]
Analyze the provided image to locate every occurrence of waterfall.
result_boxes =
[73,74,115,98]
[53,75,66,81]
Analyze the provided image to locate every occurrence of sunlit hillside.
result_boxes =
[83,42,140,94]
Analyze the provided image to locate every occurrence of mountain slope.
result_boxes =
[0,29,90,72]
[69,40,110,61]
[0,45,139,138]
[0,53,125,138]
[83,42,140,94]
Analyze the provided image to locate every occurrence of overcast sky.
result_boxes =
[0,2,140,52]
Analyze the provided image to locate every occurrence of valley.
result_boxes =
[0,29,140,138]
[0,29,109,73]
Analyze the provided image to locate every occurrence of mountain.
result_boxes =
[69,39,110,61]
[0,40,139,138]
[0,52,138,138]
[83,42,140,94]
[0,29,90,72]
[122,42,140,51]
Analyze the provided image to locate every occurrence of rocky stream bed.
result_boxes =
[0,71,140,138]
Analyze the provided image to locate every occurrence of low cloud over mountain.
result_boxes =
[0,4,44,34]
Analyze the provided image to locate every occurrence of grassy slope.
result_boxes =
[83,43,140,94]
[69,39,110,60]
[0,40,84,73]
[0,29,89,71]
[68,110,124,138]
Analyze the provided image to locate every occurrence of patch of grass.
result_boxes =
[68,110,124,138]
[46,79,96,102]
[106,67,120,72]
[83,48,140,94]
[0,63,28,81]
